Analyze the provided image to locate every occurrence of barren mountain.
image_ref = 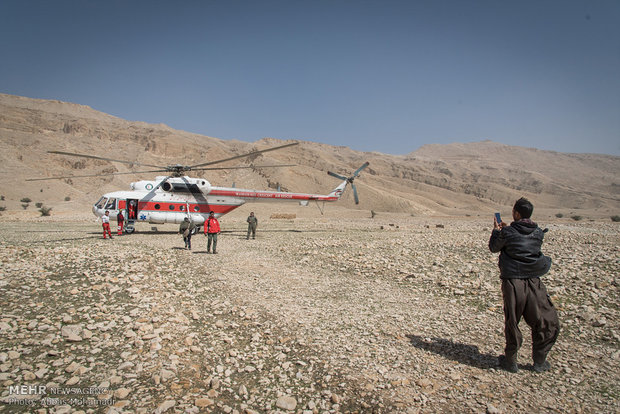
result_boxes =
[1,93,618,219]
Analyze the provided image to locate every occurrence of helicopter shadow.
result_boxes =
[406,334,499,370]
[26,235,104,244]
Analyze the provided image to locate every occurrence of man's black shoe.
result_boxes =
[533,361,551,373]
[498,355,518,373]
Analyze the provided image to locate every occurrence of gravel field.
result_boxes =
[0,215,618,413]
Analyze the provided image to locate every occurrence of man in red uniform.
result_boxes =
[117,210,125,236]
[204,211,220,254]
[101,210,113,239]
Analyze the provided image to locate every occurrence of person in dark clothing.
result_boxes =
[179,217,197,250]
[246,212,258,240]
[489,197,560,373]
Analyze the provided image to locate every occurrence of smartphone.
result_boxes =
[494,212,502,224]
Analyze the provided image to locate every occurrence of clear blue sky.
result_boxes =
[1,1,619,155]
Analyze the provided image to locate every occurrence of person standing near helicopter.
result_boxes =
[246,211,258,240]
[204,211,221,254]
[179,217,197,250]
[101,210,113,239]
[116,210,125,236]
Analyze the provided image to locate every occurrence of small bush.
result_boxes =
[611,215,620,222]
[571,215,583,221]
[0,206,6,211]
[555,213,563,218]
[20,197,32,203]
[21,203,29,210]
[64,196,71,201]
[35,202,43,208]
[371,210,376,218]
[39,206,52,216]
[0,195,4,201]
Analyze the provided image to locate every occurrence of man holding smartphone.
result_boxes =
[489,197,560,373]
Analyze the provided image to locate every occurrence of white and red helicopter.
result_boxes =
[28,142,369,233]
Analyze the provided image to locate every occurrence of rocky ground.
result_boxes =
[0,215,618,413]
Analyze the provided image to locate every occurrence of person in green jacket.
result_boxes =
[179,217,197,250]
[246,212,258,240]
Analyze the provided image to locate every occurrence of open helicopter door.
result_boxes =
[126,198,139,234]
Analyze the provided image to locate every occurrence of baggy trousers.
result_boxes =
[501,278,560,364]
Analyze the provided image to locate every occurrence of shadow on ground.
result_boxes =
[406,334,499,370]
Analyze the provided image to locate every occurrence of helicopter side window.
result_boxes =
[95,197,107,209]
[169,205,175,210]
[154,204,161,210]
[193,205,200,212]
[105,198,117,210]
[179,205,185,211]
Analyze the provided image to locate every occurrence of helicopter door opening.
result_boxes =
[125,199,139,234]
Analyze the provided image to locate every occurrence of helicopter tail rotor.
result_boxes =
[327,162,369,205]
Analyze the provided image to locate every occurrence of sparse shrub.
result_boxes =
[371,210,376,218]
[0,206,6,211]
[21,204,29,210]
[555,213,563,218]
[39,206,52,216]
[611,215,620,222]
[20,197,32,203]
[35,202,43,208]
[64,196,71,201]
[571,215,583,221]
[40,189,43,192]
[0,195,4,201]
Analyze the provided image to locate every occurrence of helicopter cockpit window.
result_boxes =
[95,197,107,209]
[104,198,117,210]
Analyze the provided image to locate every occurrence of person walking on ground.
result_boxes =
[117,210,125,236]
[204,211,221,254]
[101,210,113,239]
[488,197,560,373]
[179,217,197,250]
[246,211,258,240]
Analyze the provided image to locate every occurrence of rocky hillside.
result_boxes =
[1,93,618,219]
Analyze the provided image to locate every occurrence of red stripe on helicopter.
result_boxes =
[136,201,239,215]
[209,189,338,201]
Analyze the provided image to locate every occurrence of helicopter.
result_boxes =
[27,142,369,233]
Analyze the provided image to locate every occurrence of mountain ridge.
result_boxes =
[1,93,618,219]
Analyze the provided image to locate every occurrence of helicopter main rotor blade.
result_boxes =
[327,171,348,181]
[26,169,169,181]
[48,151,165,169]
[188,142,299,169]
[192,164,297,172]
[353,161,370,177]
[352,183,360,204]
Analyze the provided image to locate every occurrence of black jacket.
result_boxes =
[489,219,551,279]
